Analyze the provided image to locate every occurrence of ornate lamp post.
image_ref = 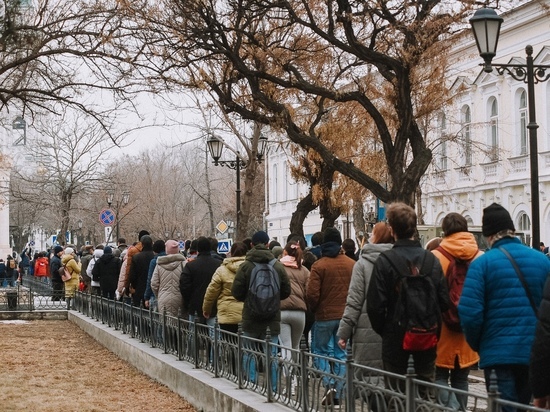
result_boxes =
[470,8,550,249]
[207,134,268,237]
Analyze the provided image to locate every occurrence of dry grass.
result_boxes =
[0,320,196,412]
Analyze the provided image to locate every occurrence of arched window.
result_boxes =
[488,98,499,161]
[272,163,278,203]
[519,90,528,155]
[462,105,472,166]
[518,212,531,232]
[438,113,447,170]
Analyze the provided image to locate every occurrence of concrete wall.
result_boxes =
[68,311,292,412]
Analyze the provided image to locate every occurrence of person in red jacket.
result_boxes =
[34,252,50,284]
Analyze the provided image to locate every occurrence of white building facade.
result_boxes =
[422,0,550,246]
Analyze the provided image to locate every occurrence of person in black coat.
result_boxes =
[92,246,122,300]
[530,274,550,408]
[128,235,155,306]
[180,236,222,322]
[49,246,65,301]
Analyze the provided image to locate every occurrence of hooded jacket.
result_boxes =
[87,249,104,287]
[306,248,355,321]
[151,253,186,316]
[431,232,481,369]
[232,245,291,335]
[202,256,245,325]
[180,251,222,316]
[459,236,550,368]
[337,242,393,367]
[92,253,122,297]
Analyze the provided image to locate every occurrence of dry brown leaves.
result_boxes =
[0,320,196,412]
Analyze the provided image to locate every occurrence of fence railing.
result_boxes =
[69,291,547,412]
[0,274,67,311]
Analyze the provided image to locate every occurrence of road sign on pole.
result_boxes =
[217,239,232,254]
[99,209,116,226]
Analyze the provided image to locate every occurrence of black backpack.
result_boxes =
[382,249,440,351]
[246,259,280,320]
[435,246,475,332]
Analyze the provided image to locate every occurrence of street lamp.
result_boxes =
[106,189,131,242]
[12,115,26,145]
[207,134,267,237]
[471,8,550,249]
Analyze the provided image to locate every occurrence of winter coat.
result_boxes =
[337,243,393,368]
[34,257,49,277]
[80,251,93,282]
[151,253,186,316]
[129,249,155,306]
[87,249,104,287]
[202,256,245,325]
[92,254,122,297]
[180,252,222,317]
[458,236,550,369]
[306,250,355,321]
[50,255,62,282]
[366,239,449,366]
[431,232,481,369]
[530,274,550,398]
[61,254,81,297]
[124,242,143,290]
[145,252,166,302]
[280,259,309,312]
[232,245,291,335]
[0,263,6,278]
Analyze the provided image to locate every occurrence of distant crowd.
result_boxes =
[5,201,550,409]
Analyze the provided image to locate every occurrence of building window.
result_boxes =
[272,163,278,203]
[519,90,528,155]
[438,113,447,170]
[518,212,531,232]
[489,98,499,161]
[462,105,472,166]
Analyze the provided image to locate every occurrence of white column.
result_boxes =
[0,163,12,261]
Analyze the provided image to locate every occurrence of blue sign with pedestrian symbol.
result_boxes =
[99,208,116,226]
[217,239,232,254]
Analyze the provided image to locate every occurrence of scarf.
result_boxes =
[280,255,299,268]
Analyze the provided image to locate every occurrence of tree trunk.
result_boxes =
[289,192,316,238]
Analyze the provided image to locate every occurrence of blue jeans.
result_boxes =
[435,365,469,410]
[311,320,346,399]
[484,365,531,412]
[242,331,279,392]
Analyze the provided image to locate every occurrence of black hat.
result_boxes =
[482,203,515,237]
[323,227,342,245]
[251,231,270,246]
[138,230,150,241]
[54,245,64,254]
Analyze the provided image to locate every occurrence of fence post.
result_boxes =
[139,302,145,343]
[28,285,34,311]
[114,298,119,331]
[346,341,354,412]
[193,312,199,369]
[130,303,135,338]
[213,318,219,378]
[266,326,273,403]
[487,369,499,412]
[237,322,243,389]
[177,309,183,361]
[163,307,168,354]
[405,354,416,412]
[300,335,309,412]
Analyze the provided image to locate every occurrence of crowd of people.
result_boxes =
[8,201,550,409]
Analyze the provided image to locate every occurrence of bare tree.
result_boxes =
[10,110,119,245]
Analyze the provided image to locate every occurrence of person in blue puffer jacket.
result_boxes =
[458,203,550,411]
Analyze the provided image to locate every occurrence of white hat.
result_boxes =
[64,247,75,255]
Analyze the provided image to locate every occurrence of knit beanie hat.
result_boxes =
[323,227,342,245]
[54,245,64,254]
[104,246,113,254]
[482,203,515,236]
[165,240,180,255]
[251,231,270,246]
[64,247,75,255]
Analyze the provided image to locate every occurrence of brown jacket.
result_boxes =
[280,263,309,312]
[123,242,142,289]
[306,252,354,321]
